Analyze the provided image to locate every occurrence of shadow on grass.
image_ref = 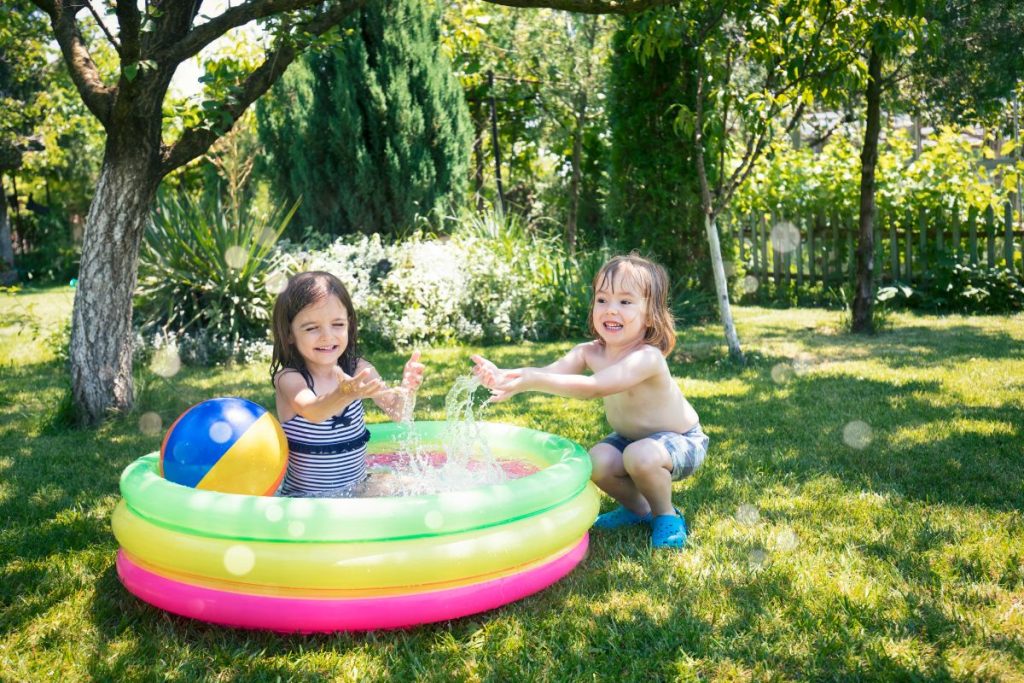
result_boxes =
[2,318,1021,677]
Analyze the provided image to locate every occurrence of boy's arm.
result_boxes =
[471,344,588,390]
[489,346,664,402]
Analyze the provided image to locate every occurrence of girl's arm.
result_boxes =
[484,346,664,402]
[275,367,385,424]
[363,351,426,422]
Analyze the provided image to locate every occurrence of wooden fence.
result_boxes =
[729,201,1022,292]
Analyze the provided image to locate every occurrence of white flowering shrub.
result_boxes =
[276,227,556,349]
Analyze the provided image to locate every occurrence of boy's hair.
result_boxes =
[587,253,676,356]
[269,271,360,385]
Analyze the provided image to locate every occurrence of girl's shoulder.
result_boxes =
[274,367,308,390]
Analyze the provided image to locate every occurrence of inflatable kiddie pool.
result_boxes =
[112,421,597,632]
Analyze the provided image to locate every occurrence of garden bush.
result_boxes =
[134,191,298,364]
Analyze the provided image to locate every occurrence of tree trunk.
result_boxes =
[704,212,743,360]
[69,143,161,424]
[851,44,883,334]
[0,174,15,285]
[471,99,487,212]
[566,91,586,254]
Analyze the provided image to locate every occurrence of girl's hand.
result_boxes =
[470,354,507,389]
[401,350,425,392]
[335,366,386,400]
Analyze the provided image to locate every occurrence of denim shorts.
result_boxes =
[600,423,709,481]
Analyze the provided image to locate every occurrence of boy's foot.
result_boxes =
[592,505,652,530]
[651,509,687,549]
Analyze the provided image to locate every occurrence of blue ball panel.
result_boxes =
[162,398,266,488]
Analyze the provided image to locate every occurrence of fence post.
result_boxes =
[739,217,747,263]
[1004,201,1015,272]
[918,206,928,273]
[889,215,899,280]
[986,205,996,266]
[968,205,979,265]
[809,212,818,284]
[760,213,769,289]
[952,202,961,259]
[936,206,944,255]
[796,220,804,289]
[905,213,913,281]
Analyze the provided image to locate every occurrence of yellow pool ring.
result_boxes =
[112,486,598,590]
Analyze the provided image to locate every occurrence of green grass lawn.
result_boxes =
[2,286,1023,681]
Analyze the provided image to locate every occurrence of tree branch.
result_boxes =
[114,0,142,62]
[82,0,122,52]
[481,0,673,15]
[160,0,364,174]
[156,0,341,66]
[32,0,116,126]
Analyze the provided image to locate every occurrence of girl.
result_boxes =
[271,271,425,497]
[472,253,708,549]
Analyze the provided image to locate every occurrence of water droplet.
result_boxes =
[424,510,444,530]
[223,545,255,576]
[770,221,801,254]
[150,347,181,378]
[771,363,795,384]
[736,504,760,526]
[265,270,288,295]
[208,421,232,444]
[224,246,248,270]
[743,275,759,294]
[792,353,816,376]
[843,421,873,450]
[775,528,799,551]
[138,412,162,437]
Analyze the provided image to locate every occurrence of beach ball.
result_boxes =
[160,397,288,496]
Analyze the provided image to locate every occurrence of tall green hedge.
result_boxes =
[256,0,472,237]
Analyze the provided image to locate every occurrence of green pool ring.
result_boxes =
[120,421,592,543]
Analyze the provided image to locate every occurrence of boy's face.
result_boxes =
[592,270,649,346]
[289,294,349,370]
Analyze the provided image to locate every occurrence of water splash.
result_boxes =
[350,374,510,497]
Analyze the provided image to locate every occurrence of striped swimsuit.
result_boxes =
[279,396,371,497]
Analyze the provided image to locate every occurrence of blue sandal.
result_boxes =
[592,505,652,530]
[651,509,688,549]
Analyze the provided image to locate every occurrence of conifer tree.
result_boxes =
[257,0,472,236]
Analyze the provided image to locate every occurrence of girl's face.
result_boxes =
[288,294,349,371]
[592,271,649,347]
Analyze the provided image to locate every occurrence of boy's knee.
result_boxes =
[589,444,621,482]
[622,441,668,475]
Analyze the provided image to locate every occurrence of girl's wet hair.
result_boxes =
[270,271,360,385]
[587,253,676,356]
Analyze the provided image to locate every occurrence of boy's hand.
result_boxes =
[471,354,505,389]
[401,350,425,392]
[486,368,529,403]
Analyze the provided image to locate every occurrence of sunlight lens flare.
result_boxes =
[138,412,163,437]
[843,420,873,450]
[150,347,181,378]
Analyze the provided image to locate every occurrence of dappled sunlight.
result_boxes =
[890,418,1016,449]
